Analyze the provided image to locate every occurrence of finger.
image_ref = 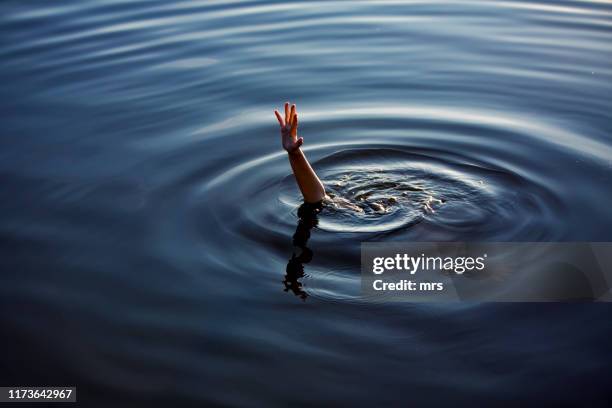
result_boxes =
[284,102,289,125]
[274,110,285,127]
[291,113,298,136]
[287,103,294,127]
[296,137,303,148]
[289,104,296,126]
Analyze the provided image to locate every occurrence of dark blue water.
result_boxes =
[1,1,612,406]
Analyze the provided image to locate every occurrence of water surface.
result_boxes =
[1,1,612,406]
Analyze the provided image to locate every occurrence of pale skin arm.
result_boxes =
[274,102,326,204]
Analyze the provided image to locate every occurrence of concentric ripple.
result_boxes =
[280,148,544,234]
[198,105,578,245]
[193,110,571,303]
[3,0,612,403]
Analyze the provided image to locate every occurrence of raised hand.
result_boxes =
[273,101,326,203]
[274,102,303,154]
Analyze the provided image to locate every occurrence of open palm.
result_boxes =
[274,102,303,153]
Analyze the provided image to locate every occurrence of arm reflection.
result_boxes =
[283,202,322,301]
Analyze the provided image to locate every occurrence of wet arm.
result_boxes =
[287,148,326,203]
[275,102,326,204]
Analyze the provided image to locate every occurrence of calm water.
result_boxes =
[1,0,612,406]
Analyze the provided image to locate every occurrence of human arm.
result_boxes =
[274,102,326,204]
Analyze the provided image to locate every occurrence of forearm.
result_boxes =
[288,148,326,203]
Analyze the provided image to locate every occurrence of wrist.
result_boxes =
[287,148,302,157]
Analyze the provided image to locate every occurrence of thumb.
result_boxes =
[296,137,304,147]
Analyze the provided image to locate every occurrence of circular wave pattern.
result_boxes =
[273,146,557,239]
[290,148,538,234]
[198,105,572,246]
[3,0,612,403]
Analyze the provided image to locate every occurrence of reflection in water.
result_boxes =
[284,202,322,301]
